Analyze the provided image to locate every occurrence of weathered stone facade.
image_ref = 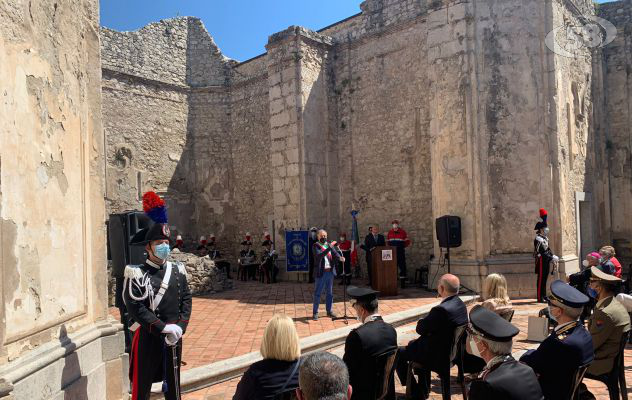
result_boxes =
[102,0,632,295]
[0,0,126,398]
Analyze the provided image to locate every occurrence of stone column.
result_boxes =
[266,27,335,246]
[427,0,586,297]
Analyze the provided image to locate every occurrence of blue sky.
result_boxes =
[100,0,618,62]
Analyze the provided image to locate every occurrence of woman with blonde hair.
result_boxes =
[233,314,301,399]
[481,273,513,321]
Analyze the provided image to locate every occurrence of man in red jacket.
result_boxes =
[387,220,411,279]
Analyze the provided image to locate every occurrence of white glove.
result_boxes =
[162,324,183,340]
[165,333,179,346]
[339,257,346,262]
[552,255,559,263]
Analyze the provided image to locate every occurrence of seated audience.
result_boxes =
[600,245,622,278]
[343,287,397,399]
[233,314,301,400]
[238,238,256,281]
[260,240,279,283]
[520,280,593,400]
[586,267,630,376]
[480,273,513,320]
[467,305,543,400]
[296,351,352,400]
[395,274,467,398]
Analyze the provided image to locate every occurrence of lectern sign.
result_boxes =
[382,249,393,261]
[285,230,309,272]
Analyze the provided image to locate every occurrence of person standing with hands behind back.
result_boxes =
[312,230,344,320]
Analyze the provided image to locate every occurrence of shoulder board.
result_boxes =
[124,265,144,279]
[176,262,187,275]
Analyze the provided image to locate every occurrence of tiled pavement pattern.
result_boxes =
[111,278,438,370]
[183,299,631,399]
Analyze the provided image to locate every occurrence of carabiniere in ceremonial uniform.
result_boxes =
[520,280,593,400]
[124,192,192,400]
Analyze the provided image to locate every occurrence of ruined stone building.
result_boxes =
[0,0,630,398]
[101,0,632,296]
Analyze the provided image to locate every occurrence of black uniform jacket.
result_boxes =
[124,261,193,335]
[233,358,300,400]
[520,321,593,400]
[533,234,554,273]
[362,233,386,258]
[469,356,544,400]
[405,295,468,370]
[343,316,398,400]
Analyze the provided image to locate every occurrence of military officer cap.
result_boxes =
[469,305,519,342]
[129,192,170,246]
[547,280,589,308]
[347,286,379,302]
[590,266,621,282]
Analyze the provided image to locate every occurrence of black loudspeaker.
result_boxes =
[108,212,152,278]
[435,215,462,248]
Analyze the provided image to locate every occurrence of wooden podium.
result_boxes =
[371,246,398,296]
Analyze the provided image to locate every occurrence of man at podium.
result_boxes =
[362,225,385,286]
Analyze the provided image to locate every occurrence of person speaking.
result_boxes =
[312,229,345,320]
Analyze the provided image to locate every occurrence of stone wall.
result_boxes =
[231,58,274,242]
[594,1,632,267]
[0,0,125,397]
[330,7,434,268]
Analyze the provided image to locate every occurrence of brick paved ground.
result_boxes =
[184,298,630,400]
[111,278,438,370]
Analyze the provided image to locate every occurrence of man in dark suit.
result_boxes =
[343,287,398,400]
[361,225,385,286]
[467,305,543,400]
[520,280,594,400]
[395,274,468,398]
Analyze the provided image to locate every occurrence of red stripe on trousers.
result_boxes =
[537,257,543,300]
[131,329,141,400]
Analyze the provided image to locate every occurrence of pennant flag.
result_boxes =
[351,209,360,267]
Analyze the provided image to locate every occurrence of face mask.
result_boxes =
[319,238,326,244]
[543,227,550,236]
[468,335,482,358]
[588,287,598,299]
[340,237,346,242]
[582,259,589,268]
[547,306,558,322]
[153,243,171,260]
[393,224,398,229]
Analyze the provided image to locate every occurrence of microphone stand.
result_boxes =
[330,242,351,324]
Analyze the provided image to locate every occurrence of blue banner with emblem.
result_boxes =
[285,230,309,272]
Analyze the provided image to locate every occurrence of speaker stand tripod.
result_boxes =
[444,244,476,295]
[332,273,352,324]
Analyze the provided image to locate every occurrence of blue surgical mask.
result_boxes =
[587,287,598,299]
[154,243,171,260]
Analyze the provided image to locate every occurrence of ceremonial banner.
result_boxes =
[286,230,309,272]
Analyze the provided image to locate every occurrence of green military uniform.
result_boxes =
[588,295,630,375]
